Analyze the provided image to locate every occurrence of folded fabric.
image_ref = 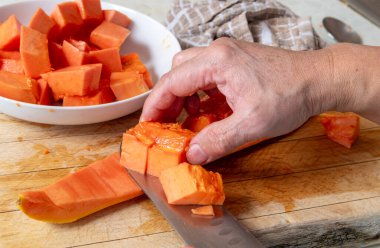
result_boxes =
[167,0,325,50]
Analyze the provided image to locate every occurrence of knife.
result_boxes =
[126,169,265,248]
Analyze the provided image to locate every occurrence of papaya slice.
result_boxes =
[320,112,360,148]
[182,114,217,132]
[51,2,83,40]
[62,40,89,66]
[45,63,102,100]
[0,70,38,103]
[90,21,130,49]
[0,15,21,51]
[0,58,23,74]
[191,205,215,216]
[110,71,149,100]
[121,53,153,88]
[48,42,68,69]
[0,50,20,59]
[18,153,143,223]
[28,8,56,38]
[159,163,225,205]
[76,0,103,27]
[103,10,131,28]
[62,87,115,106]
[89,47,122,74]
[121,122,195,177]
[20,26,51,78]
[37,78,53,105]
[68,39,91,52]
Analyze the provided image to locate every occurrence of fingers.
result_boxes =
[172,47,205,68]
[140,50,217,122]
[186,114,260,164]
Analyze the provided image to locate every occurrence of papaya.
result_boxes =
[37,78,53,105]
[68,39,91,52]
[62,40,89,66]
[18,153,143,223]
[50,1,83,40]
[0,50,20,59]
[48,42,68,69]
[28,8,56,38]
[76,0,103,27]
[103,10,131,28]
[121,53,153,88]
[20,26,51,78]
[0,58,23,74]
[89,47,122,74]
[0,70,38,103]
[62,87,115,106]
[44,63,102,100]
[121,122,195,177]
[182,114,217,132]
[320,112,360,148]
[110,71,149,101]
[159,163,225,205]
[90,21,130,49]
[191,205,215,216]
[0,15,21,51]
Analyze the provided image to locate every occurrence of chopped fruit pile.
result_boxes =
[0,0,152,106]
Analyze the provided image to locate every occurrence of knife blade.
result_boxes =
[126,169,265,248]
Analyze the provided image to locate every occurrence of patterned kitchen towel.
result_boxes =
[167,0,325,50]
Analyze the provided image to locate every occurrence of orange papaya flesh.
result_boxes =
[110,71,149,101]
[320,112,360,148]
[76,0,103,29]
[50,2,83,41]
[191,205,215,216]
[45,63,102,100]
[159,163,225,205]
[62,40,89,66]
[68,39,91,52]
[0,70,38,103]
[0,50,20,59]
[182,114,217,133]
[20,26,51,78]
[90,21,130,49]
[0,15,21,51]
[37,78,53,105]
[121,122,195,177]
[0,58,23,74]
[62,87,115,106]
[103,10,131,28]
[29,8,56,36]
[89,47,122,74]
[48,42,68,69]
[18,153,143,223]
[121,53,153,88]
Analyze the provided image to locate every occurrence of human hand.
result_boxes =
[140,38,341,164]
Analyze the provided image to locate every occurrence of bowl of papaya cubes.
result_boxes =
[0,0,181,125]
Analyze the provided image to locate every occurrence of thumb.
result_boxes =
[186,114,252,164]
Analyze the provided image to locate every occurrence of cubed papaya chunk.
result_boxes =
[147,145,185,177]
[76,0,103,25]
[159,163,225,205]
[121,53,153,88]
[0,51,20,59]
[182,114,217,132]
[48,42,67,69]
[51,2,83,39]
[45,63,102,100]
[62,87,115,106]
[18,153,143,223]
[0,15,21,51]
[191,205,215,216]
[0,71,38,103]
[90,21,130,49]
[103,10,131,28]
[29,8,56,37]
[120,133,149,174]
[37,78,53,105]
[0,58,23,74]
[89,47,122,74]
[68,39,90,52]
[320,112,360,148]
[20,26,51,78]
[110,71,148,100]
[62,40,88,66]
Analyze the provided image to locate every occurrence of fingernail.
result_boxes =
[187,144,208,164]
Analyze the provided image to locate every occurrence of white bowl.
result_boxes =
[0,0,181,125]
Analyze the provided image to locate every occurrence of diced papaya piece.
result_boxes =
[147,145,185,177]
[48,42,67,69]
[20,26,51,78]
[103,10,131,28]
[120,133,149,174]
[62,87,115,106]
[159,163,225,205]
[0,70,38,103]
[45,63,102,100]
[37,78,53,105]
[182,114,217,132]
[29,8,56,36]
[89,47,122,74]
[191,205,215,216]
[18,153,143,223]
[51,2,83,39]
[320,112,360,148]
[68,39,90,52]
[90,21,130,49]
[0,15,21,51]
[0,58,23,74]
[62,40,88,66]
[76,0,103,25]
[0,51,20,59]
[110,71,149,100]
[121,53,153,88]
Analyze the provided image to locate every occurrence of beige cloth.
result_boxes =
[167,0,325,50]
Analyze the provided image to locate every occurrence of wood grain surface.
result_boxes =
[1,112,380,248]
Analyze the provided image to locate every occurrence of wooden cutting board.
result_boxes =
[1,112,380,248]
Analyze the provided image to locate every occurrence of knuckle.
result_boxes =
[203,127,231,156]
[172,51,185,67]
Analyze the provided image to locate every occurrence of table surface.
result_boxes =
[1,1,380,248]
